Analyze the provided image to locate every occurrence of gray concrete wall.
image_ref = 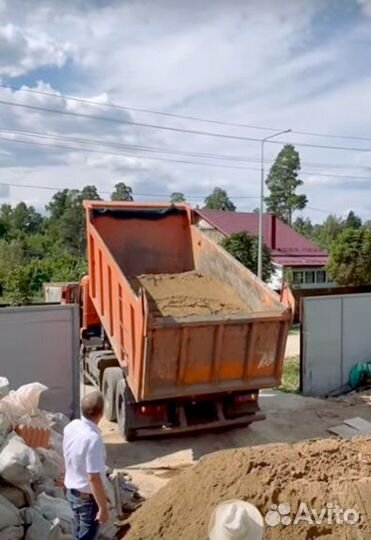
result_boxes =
[301,294,371,396]
[0,304,80,418]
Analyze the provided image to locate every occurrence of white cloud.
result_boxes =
[0,0,369,222]
[357,0,371,16]
[0,23,72,76]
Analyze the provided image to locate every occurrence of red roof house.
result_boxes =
[195,209,331,289]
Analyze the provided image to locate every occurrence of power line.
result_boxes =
[0,98,369,152]
[1,126,370,171]
[0,180,259,200]
[306,206,338,214]
[0,126,266,163]
[1,181,366,216]
[0,130,369,180]
[0,135,261,172]
[1,82,370,142]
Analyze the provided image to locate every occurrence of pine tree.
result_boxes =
[265,144,307,225]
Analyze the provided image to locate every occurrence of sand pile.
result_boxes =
[125,437,371,540]
[130,271,249,318]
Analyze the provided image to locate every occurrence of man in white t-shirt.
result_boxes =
[63,391,109,540]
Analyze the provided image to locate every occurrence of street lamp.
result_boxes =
[257,128,292,280]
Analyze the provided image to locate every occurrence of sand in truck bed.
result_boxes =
[129,271,249,318]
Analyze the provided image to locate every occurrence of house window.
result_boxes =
[293,271,304,284]
[317,270,326,283]
[305,271,315,284]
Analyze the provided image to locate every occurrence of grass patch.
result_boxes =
[277,356,300,393]
[289,324,300,336]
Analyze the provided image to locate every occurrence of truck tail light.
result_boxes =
[138,404,166,416]
[234,393,257,404]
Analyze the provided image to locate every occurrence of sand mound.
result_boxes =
[125,437,371,540]
[130,271,249,318]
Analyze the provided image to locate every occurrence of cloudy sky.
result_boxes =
[0,0,370,221]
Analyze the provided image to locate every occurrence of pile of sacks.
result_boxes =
[0,377,117,540]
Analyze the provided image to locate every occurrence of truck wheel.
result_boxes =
[80,345,91,385]
[102,367,123,422]
[116,379,136,441]
[80,356,91,386]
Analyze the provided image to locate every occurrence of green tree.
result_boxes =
[204,187,236,211]
[293,216,313,238]
[265,144,307,225]
[0,202,43,240]
[55,190,85,257]
[46,189,70,222]
[327,228,371,285]
[0,204,13,239]
[0,191,94,302]
[4,266,33,305]
[10,202,43,236]
[81,185,101,201]
[0,218,6,239]
[46,186,101,258]
[344,210,362,229]
[170,192,186,203]
[221,231,274,281]
[0,238,27,284]
[111,182,134,201]
[311,214,344,250]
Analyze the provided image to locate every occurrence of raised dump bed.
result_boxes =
[81,202,291,439]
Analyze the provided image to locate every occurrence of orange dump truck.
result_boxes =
[79,201,291,440]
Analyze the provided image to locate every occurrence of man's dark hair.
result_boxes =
[81,391,104,420]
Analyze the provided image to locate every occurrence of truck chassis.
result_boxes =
[81,342,264,441]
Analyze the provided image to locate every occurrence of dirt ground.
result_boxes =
[129,271,249,317]
[102,389,371,500]
[285,332,300,358]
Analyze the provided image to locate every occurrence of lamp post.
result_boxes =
[257,128,291,280]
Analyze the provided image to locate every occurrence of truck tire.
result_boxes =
[116,378,136,441]
[102,367,123,422]
[80,345,91,385]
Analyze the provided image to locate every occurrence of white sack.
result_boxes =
[0,485,27,508]
[0,383,48,427]
[35,493,74,534]
[23,508,68,540]
[0,378,9,400]
[46,413,70,435]
[0,433,42,500]
[0,414,11,438]
[49,431,63,457]
[0,493,22,530]
[36,448,65,482]
[0,414,11,447]
[0,526,24,540]
[97,510,118,540]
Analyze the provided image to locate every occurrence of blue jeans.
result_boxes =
[67,489,100,540]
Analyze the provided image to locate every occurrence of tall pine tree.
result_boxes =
[265,144,307,225]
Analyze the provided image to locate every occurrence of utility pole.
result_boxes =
[258,129,291,280]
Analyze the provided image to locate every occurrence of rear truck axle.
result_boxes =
[115,388,264,441]
[82,348,265,441]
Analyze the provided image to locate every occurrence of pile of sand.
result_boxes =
[130,271,249,318]
[125,436,371,540]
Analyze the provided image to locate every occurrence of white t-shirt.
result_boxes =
[63,417,106,493]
